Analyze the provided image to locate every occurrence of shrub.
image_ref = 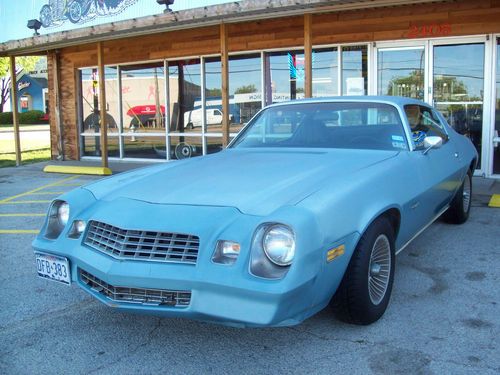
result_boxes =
[19,110,46,124]
[0,112,13,125]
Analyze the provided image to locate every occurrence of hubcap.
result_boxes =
[463,176,471,213]
[368,234,391,305]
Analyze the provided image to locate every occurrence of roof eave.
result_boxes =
[0,0,446,56]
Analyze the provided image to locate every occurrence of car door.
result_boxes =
[405,104,463,226]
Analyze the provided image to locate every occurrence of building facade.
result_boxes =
[2,0,500,177]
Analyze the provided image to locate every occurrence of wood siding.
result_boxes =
[52,0,500,160]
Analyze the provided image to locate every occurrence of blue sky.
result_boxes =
[0,0,233,43]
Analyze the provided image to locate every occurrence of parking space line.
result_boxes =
[0,175,81,203]
[0,229,40,234]
[55,183,84,187]
[0,200,52,204]
[0,213,45,217]
[27,192,66,195]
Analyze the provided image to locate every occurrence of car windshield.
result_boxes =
[230,102,408,151]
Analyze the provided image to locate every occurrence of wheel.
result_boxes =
[186,122,194,130]
[40,5,52,27]
[67,1,83,24]
[331,216,395,325]
[442,170,472,224]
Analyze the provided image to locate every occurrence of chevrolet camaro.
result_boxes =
[33,97,477,327]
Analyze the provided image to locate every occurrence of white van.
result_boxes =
[184,108,230,129]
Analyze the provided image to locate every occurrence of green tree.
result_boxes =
[0,56,40,113]
[234,84,257,94]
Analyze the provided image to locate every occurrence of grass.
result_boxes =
[0,133,51,168]
[0,149,50,168]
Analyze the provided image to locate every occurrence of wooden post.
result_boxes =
[9,56,21,167]
[220,22,230,147]
[97,42,108,168]
[304,13,313,98]
[52,51,64,160]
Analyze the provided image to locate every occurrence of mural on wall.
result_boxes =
[0,1,233,43]
[39,0,139,28]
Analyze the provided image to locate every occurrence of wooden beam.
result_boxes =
[97,42,108,168]
[9,56,21,166]
[53,52,64,160]
[220,23,230,147]
[304,14,313,98]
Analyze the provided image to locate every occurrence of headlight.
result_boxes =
[45,200,70,239]
[262,225,295,266]
[57,202,70,226]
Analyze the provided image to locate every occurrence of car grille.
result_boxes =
[79,269,191,307]
[83,220,199,264]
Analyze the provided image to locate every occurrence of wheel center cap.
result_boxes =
[370,263,382,276]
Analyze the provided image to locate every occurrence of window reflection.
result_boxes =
[123,136,166,159]
[265,50,305,105]
[168,59,202,135]
[342,46,367,95]
[312,48,338,97]
[494,38,500,174]
[121,63,165,133]
[433,43,484,168]
[229,54,262,132]
[378,48,424,99]
[170,136,203,159]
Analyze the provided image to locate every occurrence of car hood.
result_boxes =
[83,148,398,216]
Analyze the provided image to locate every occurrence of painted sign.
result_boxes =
[0,0,233,43]
[18,81,32,91]
[39,0,139,28]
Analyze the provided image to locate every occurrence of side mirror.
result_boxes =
[422,136,443,155]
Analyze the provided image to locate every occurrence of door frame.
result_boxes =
[489,34,500,178]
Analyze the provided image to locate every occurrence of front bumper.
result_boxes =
[33,241,321,327]
[33,196,358,327]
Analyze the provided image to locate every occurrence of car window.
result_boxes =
[404,105,448,149]
[231,102,408,151]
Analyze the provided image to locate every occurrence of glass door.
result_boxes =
[376,46,426,101]
[431,40,486,172]
[493,37,500,175]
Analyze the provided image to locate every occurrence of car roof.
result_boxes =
[266,96,429,109]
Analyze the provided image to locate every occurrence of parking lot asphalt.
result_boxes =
[0,163,499,375]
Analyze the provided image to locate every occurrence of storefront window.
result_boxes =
[204,57,223,134]
[378,48,424,99]
[229,54,262,132]
[121,63,165,134]
[312,48,338,97]
[79,67,120,157]
[342,45,367,96]
[170,136,203,159]
[265,50,305,105]
[123,136,166,159]
[494,38,500,174]
[168,59,201,135]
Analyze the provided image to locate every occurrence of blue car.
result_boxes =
[33,97,477,327]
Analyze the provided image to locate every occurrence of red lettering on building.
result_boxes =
[407,24,451,39]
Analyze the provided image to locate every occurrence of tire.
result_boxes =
[331,216,395,325]
[442,170,472,224]
[67,1,83,24]
[40,5,52,28]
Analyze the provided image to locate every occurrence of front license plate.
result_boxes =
[35,252,71,285]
